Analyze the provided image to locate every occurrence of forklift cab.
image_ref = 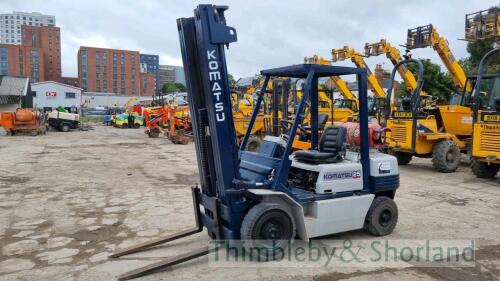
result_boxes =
[239,63,400,239]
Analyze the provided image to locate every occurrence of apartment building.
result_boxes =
[0,11,55,44]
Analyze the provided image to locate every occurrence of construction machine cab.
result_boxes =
[470,48,500,178]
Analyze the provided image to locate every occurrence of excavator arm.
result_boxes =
[304,55,358,101]
[364,39,431,97]
[332,46,386,98]
[406,24,470,92]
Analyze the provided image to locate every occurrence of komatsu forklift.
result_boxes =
[110,5,400,280]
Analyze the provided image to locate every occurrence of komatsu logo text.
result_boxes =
[323,170,361,180]
[207,50,225,122]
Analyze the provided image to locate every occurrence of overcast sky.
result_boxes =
[3,0,498,79]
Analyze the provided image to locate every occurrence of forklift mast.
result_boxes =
[177,5,240,202]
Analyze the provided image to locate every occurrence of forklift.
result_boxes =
[110,5,400,280]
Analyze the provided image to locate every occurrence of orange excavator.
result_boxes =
[1,108,46,136]
[143,105,192,144]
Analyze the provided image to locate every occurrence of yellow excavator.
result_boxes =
[364,39,466,172]
[303,55,359,122]
[331,46,387,119]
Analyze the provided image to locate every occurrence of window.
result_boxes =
[32,91,37,97]
[65,92,76,99]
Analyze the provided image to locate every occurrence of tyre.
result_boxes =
[246,136,262,152]
[393,151,412,165]
[121,123,129,129]
[133,122,141,129]
[61,124,70,132]
[364,196,398,236]
[470,158,499,178]
[240,203,296,261]
[148,128,160,138]
[432,139,460,173]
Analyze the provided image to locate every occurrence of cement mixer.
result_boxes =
[0,108,46,136]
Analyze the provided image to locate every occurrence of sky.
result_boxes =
[2,0,498,80]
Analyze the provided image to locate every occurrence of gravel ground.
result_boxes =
[0,125,499,281]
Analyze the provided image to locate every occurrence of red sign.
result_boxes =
[46,91,57,97]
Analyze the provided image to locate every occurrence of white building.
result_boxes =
[31,81,82,113]
[82,92,152,108]
[0,11,56,44]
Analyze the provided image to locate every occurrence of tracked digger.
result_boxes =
[110,5,401,280]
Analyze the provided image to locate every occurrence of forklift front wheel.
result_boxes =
[240,203,296,261]
[364,196,398,236]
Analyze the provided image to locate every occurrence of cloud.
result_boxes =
[2,0,498,79]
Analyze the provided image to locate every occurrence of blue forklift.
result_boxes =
[111,5,400,280]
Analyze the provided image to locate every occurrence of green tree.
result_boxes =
[399,59,457,102]
[228,74,235,87]
[161,82,186,93]
[459,38,499,75]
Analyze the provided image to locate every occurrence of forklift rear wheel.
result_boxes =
[470,158,499,178]
[61,124,70,132]
[393,152,412,165]
[240,203,296,261]
[432,140,460,173]
[364,196,398,236]
[246,137,262,152]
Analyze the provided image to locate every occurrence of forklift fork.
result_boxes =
[110,187,214,280]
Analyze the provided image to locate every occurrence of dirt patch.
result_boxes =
[412,191,470,206]
[172,173,200,185]
[314,244,500,281]
[0,175,31,185]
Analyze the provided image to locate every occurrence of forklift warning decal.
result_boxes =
[323,170,361,181]
[207,50,226,122]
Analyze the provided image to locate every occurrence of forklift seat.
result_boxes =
[302,114,329,130]
[294,126,347,164]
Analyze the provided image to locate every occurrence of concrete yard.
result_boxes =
[0,125,499,281]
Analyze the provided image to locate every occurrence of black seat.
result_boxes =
[294,126,347,164]
[302,114,329,130]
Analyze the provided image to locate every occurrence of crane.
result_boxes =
[406,24,471,93]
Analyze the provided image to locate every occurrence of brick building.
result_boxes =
[140,54,159,92]
[78,47,142,96]
[140,72,156,97]
[78,46,155,96]
[0,44,44,82]
[21,25,61,82]
[60,76,79,88]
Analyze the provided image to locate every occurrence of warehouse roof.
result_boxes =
[0,76,29,97]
